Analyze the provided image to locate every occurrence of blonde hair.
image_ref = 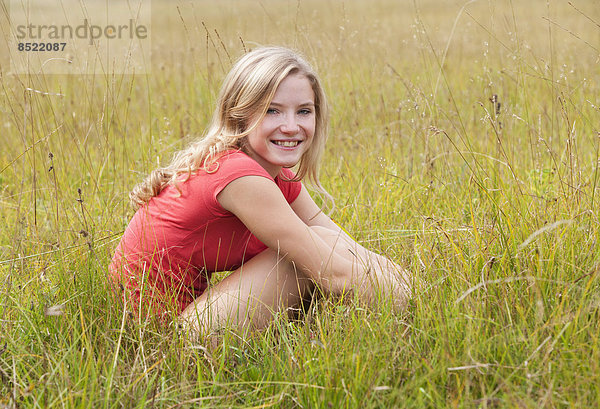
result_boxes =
[130,46,330,208]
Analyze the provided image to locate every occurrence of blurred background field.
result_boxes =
[0,0,599,407]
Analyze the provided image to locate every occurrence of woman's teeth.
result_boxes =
[273,141,299,147]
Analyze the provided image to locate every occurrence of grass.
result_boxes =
[1,0,599,407]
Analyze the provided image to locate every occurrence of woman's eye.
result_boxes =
[298,109,313,115]
[266,108,278,114]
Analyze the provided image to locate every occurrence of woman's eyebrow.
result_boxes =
[269,101,315,107]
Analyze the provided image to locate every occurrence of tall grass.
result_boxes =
[1,0,599,407]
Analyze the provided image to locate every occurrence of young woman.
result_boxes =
[109,46,410,336]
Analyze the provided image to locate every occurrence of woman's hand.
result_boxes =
[291,184,411,307]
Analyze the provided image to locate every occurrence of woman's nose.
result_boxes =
[280,115,299,134]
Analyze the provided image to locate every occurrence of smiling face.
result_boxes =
[244,73,316,178]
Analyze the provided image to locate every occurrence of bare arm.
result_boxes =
[290,184,411,306]
[219,178,410,306]
[291,185,406,278]
[218,176,360,294]
[290,185,355,239]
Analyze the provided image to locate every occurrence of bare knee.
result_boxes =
[180,247,315,336]
[259,248,314,299]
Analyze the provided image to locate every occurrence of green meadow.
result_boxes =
[1,0,599,407]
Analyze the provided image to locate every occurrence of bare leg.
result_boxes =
[179,248,313,338]
[179,227,409,340]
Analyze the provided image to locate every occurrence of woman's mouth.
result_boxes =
[271,140,301,147]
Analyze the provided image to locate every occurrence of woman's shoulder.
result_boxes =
[215,149,301,202]
[215,149,268,174]
[186,149,272,193]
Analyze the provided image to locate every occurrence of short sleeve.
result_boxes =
[204,150,274,216]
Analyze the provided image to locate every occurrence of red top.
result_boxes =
[109,149,302,315]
